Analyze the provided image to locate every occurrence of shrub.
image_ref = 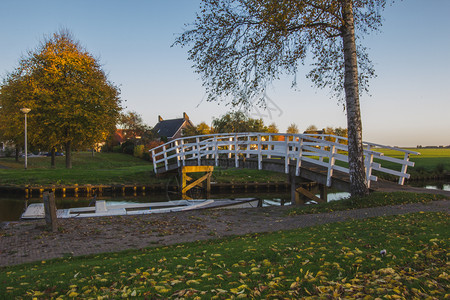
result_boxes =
[413,166,426,174]
[133,145,144,158]
[3,147,15,157]
[142,151,151,161]
[144,141,164,162]
[112,145,122,153]
[121,140,135,155]
[435,163,445,174]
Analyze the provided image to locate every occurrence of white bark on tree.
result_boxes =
[341,0,369,196]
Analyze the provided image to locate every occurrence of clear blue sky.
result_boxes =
[1,0,449,147]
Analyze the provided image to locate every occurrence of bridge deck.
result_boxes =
[157,157,352,192]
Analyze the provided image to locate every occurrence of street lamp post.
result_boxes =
[20,108,31,169]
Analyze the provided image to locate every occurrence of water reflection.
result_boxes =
[0,198,26,223]
[327,192,351,201]
[425,184,449,191]
[409,181,450,191]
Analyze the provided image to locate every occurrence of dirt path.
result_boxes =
[371,179,450,197]
[1,200,449,267]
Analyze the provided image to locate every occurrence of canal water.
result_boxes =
[1,181,448,222]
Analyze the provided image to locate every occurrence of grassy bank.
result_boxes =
[287,192,445,216]
[1,210,448,299]
[0,153,156,186]
[0,152,286,187]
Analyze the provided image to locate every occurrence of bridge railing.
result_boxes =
[150,133,419,187]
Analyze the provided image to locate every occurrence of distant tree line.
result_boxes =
[184,111,348,141]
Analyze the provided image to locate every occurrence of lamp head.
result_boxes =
[20,108,31,114]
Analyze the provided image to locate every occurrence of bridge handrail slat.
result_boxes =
[371,153,415,167]
[364,142,421,155]
[373,165,411,179]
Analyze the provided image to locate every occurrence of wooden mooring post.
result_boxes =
[43,191,58,232]
[319,184,328,202]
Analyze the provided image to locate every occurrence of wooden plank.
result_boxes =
[182,166,214,173]
[183,174,209,191]
[21,203,45,219]
[295,186,324,203]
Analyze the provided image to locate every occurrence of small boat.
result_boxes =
[21,198,261,219]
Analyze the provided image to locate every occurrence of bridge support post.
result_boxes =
[290,171,297,205]
[319,184,328,202]
[204,171,211,194]
[290,170,308,205]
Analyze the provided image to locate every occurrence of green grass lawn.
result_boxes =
[0,152,149,170]
[0,152,156,186]
[383,148,450,172]
[1,210,447,299]
[373,148,450,181]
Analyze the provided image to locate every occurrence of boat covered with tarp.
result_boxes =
[21,198,261,219]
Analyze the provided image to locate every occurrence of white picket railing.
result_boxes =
[150,132,420,187]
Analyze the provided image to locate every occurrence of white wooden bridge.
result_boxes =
[150,132,419,192]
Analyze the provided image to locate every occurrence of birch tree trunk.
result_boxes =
[341,0,369,196]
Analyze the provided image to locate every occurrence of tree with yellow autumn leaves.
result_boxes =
[0,30,122,168]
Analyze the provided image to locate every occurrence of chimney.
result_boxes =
[158,115,163,122]
[183,112,189,120]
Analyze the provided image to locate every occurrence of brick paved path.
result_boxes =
[1,200,448,267]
